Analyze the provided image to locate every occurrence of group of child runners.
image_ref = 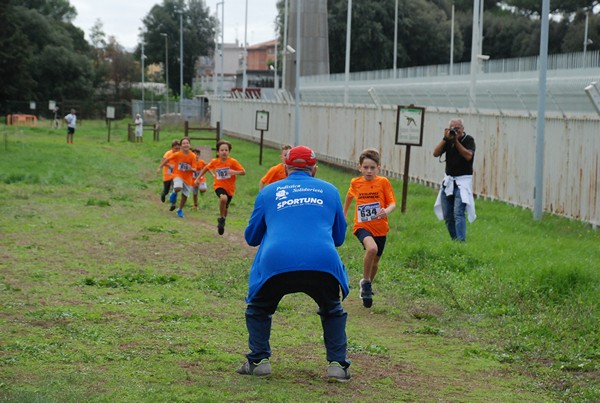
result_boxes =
[158,139,396,308]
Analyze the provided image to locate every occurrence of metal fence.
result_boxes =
[295,50,600,117]
[131,98,210,124]
[209,94,600,226]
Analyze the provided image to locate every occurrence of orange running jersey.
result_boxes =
[205,157,245,196]
[193,159,207,184]
[347,176,396,236]
[168,151,197,186]
[260,163,287,186]
[162,150,176,181]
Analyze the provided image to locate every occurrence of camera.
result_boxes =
[448,127,460,137]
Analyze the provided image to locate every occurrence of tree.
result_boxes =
[1,2,95,102]
[327,0,461,73]
[104,37,138,100]
[139,0,216,97]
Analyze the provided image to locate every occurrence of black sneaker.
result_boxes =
[236,358,271,377]
[169,204,176,212]
[160,193,166,203]
[359,279,373,308]
[217,217,226,235]
[327,361,351,382]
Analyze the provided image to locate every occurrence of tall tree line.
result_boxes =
[274,0,599,74]
[1,0,598,106]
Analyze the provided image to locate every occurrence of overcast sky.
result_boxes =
[70,0,279,51]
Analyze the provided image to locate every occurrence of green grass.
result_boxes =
[1,120,599,401]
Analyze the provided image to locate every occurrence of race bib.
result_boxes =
[357,202,381,222]
[215,167,231,180]
[178,162,191,172]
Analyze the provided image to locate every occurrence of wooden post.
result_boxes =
[401,145,411,213]
[259,130,264,165]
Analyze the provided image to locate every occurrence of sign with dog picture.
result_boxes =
[395,105,425,146]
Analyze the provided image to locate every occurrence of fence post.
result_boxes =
[216,121,221,146]
[184,120,189,137]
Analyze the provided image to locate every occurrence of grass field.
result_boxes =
[1,120,599,401]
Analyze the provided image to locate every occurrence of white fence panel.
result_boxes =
[213,98,600,226]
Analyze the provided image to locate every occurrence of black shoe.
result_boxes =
[360,279,373,308]
[169,204,176,212]
[160,193,166,203]
[217,217,226,235]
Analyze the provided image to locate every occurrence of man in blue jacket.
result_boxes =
[237,145,351,382]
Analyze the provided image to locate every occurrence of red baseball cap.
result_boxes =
[285,146,317,168]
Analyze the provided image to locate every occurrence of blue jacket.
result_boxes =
[244,171,349,302]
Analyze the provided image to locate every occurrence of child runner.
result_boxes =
[159,137,197,218]
[259,144,292,190]
[196,140,246,235]
[191,147,208,210]
[157,140,181,203]
[343,148,396,308]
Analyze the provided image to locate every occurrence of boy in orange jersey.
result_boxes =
[195,140,246,235]
[191,147,208,210]
[258,144,292,190]
[157,140,181,203]
[343,148,396,308]
[159,137,197,218]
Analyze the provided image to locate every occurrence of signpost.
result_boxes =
[255,110,270,165]
[106,106,115,142]
[395,105,425,213]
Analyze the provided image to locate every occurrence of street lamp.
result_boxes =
[179,11,184,101]
[216,1,224,130]
[160,33,169,115]
[141,39,145,106]
[242,0,248,94]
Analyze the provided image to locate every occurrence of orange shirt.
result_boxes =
[260,163,287,186]
[162,150,176,181]
[205,157,245,196]
[193,159,207,184]
[168,151,197,186]
[347,176,396,236]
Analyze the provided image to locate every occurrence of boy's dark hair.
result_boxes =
[217,140,232,151]
[171,140,181,147]
[359,148,380,165]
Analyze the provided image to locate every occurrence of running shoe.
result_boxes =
[217,217,226,235]
[327,361,351,382]
[236,358,271,377]
[359,279,373,308]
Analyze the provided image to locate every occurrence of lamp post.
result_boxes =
[141,39,145,107]
[294,0,301,146]
[282,0,289,92]
[217,0,224,130]
[160,33,169,115]
[393,0,398,78]
[344,0,352,104]
[242,0,248,94]
[179,11,184,101]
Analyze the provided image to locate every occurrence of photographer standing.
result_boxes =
[433,118,476,241]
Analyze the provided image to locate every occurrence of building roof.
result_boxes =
[248,39,278,50]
